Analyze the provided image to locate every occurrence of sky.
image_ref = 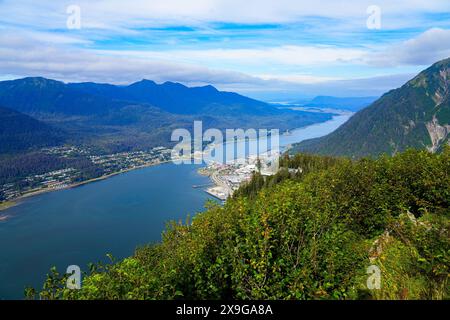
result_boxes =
[0,0,450,101]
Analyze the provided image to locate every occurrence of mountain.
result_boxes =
[295,58,450,158]
[0,77,126,116]
[0,106,65,153]
[0,77,276,116]
[301,96,378,112]
[69,79,276,115]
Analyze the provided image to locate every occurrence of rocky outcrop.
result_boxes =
[426,116,450,153]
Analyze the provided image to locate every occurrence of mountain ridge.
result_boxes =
[68,78,274,115]
[295,58,450,158]
[0,77,276,116]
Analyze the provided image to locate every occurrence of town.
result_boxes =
[1,144,280,205]
[198,153,279,201]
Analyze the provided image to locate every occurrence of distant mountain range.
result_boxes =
[0,77,277,116]
[0,77,332,154]
[300,96,378,112]
[295,58,450,157]
[69,80,276,116]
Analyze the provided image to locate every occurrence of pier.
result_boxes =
[192,183,213,189]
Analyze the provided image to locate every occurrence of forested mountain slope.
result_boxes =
[0,106,65,154]
[295,58,450,158]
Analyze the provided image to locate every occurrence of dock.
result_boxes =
[192,183,213,189]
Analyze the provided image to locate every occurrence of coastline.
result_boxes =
[1,113,352,215]
[0,160,171,213]
[197,114,352,200]
[0,201,17,212]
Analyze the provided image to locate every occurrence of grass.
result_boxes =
[0,201,16,211]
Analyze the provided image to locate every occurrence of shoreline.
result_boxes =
[197,114,352,200]
[1,114,352,215]
[0,201,17,212]
[0,160,171,213]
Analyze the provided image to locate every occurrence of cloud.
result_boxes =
[0,30,413,100]
[0,29,437,99]
[257,74,342,84]
[366,28,450,67]
[95,45,366,70]
[1,0,449,29]
[0,31,268,86]
[0,1,449,98]
[0,29,366,87]
[246,73,415,101]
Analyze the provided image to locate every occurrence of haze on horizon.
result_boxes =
[0,0,450,101]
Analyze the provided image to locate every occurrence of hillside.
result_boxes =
[0,106,65,154]
[0,77,126,116]
[30,148,449,300]
[294,58,450,158]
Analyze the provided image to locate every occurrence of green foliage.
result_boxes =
[32,149,450,300]
[366,212,449,299]
[233,153,344,199]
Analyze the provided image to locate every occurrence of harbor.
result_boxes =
[193,114,352,201]
[198,153,279,201]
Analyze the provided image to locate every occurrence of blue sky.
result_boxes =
[0,0,450,100]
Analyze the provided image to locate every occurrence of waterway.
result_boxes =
[0,113,351,299]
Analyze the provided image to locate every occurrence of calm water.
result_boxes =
[0,114,350,299]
